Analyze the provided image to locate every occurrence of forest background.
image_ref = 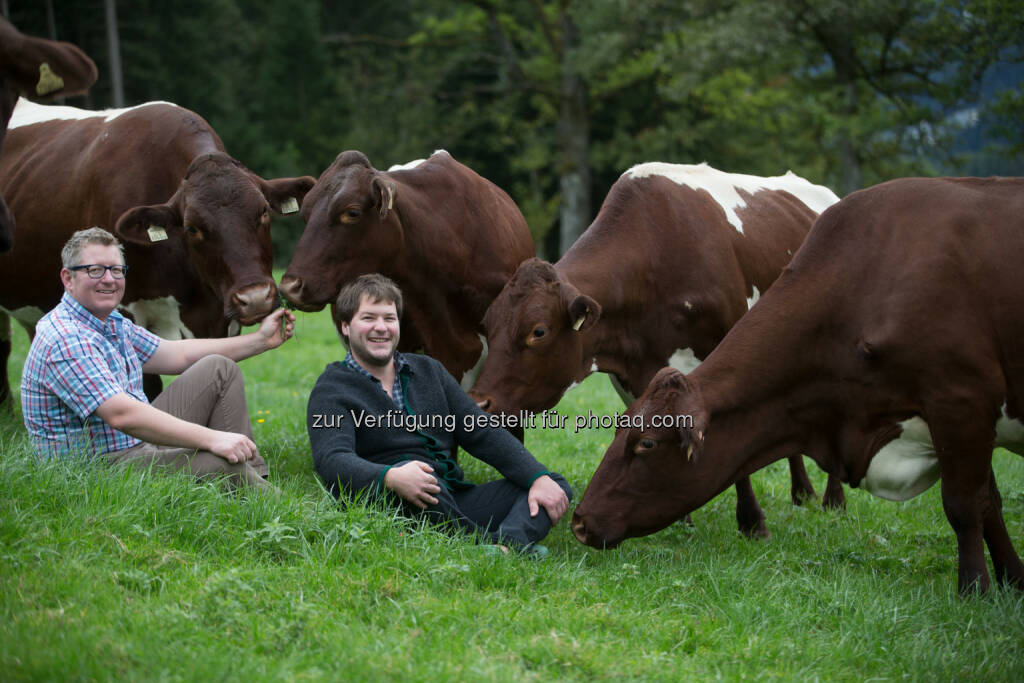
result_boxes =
[6,0,1024,262]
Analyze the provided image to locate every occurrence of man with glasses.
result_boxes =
[20,227,294,489]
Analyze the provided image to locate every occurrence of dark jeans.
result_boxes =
[402,471,573,548]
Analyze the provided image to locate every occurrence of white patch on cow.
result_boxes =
[746,286,761,311]
[10,97,179,129]
[388,158,425,172]
[590,358,600,373]
[668,348,701,375]
[388,149,450,172]
[624,162,839,234]
[459,334,489,391]
[227,321,241,337]
[863,405,1024,502]
[120,297,195,340]
[995,403,1024,454]
[565,381,581,393]
[683,300,693,311]
[863,418,940,502]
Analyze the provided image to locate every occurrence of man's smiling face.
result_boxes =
[342,294,400,368]
[60,243,126,321]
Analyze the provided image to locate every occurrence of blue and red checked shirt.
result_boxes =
[21,292,160,457]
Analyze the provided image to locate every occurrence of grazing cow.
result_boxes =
[0,17,97,251]
[470,162,842,536]
[0,98,314,405]
[571,176,1024,595]
[279,149,534,386]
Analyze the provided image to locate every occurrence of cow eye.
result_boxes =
[185,225,199,236]
[634,438,657,454]
[526,326,548,347]
[341,206,362,223]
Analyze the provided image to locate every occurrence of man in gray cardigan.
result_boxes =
[307,274,571,556]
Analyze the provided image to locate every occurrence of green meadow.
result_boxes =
[2,308,1023,681]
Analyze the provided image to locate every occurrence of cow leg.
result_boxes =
[143,373,163,402]
[932,414,995,594]
[734,476,769,538]
[0,309,9,407]
[982,472,1024,589]
[786,455,817,505]
[821,474,846,510]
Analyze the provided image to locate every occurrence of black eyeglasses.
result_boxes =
[70,264,129,279]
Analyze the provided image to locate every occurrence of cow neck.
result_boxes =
[556,251,632,380]
[687,278,829,480]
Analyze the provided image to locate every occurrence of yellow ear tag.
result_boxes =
[147,226,168,242]
[572,315,586,331]
[281,197,299,214]
[36,63,65,95]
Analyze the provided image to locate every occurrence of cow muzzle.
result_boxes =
[571,510,623,550]
[231,282,277,325]
[278,274,327,312]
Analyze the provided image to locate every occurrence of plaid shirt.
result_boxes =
[21,292,160,457]
[343,350,411,412]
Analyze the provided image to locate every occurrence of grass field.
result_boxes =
[2,307,1024,681]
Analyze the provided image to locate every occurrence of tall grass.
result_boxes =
[2,309,1023,681]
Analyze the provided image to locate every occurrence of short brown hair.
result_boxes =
[334,273,403,344]
[61,227,124,269]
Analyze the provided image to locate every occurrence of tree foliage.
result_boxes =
[5,0,1022,261]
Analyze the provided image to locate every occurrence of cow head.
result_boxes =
[469,258,601,415]
[114,153,314,326]
[280,150,400,311]
[0,17,97,251]
[571,367,712,549]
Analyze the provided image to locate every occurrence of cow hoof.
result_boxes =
[739,521,771,540]
[822,493,847,511]
[791,487,817,507]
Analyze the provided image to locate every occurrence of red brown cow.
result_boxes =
[0,98,314,404]
[470,162,842,536]
[280,149,534,385]
[0,17,97,251]
[572,176,1024,595]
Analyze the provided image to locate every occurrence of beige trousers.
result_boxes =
[103,355,272,490]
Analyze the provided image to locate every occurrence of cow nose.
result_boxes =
[232,283,276,322]
[279,274,303,302]
[571,513,589,544]
[468,390,496,414]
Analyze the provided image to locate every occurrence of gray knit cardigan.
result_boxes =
[307,353,550,498]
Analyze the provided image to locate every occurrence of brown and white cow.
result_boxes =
[0,17,97,251]
[572,176,1024,594]
[470,162,843,536]
[0,98,314,404]
[279,149,534,385]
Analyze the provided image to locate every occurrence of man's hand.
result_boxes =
[258,307,296,349]
[205,431,260,464]
[528,474,569,524]
[384,461,441,509]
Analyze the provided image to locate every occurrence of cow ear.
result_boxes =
[114,203,182,246]
[0,22,98,98]
[260,175,316,216]
[679,415,706,463]
[372,175,397,219]
[566,292,601,332]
